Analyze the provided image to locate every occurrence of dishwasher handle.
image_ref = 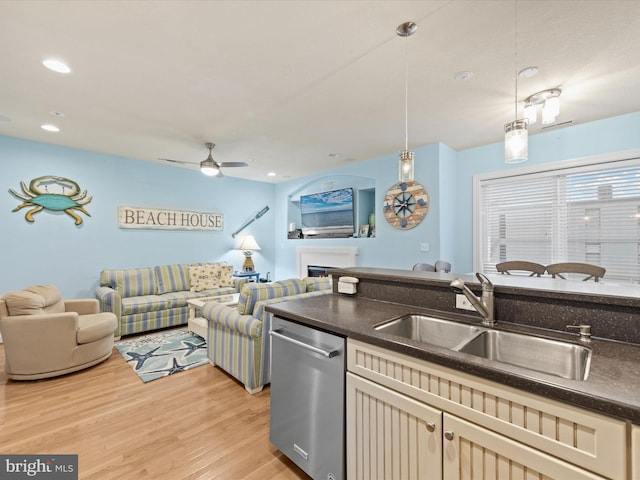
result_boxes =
[270,329,340,358]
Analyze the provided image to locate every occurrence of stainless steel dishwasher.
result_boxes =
[269,316,345,480]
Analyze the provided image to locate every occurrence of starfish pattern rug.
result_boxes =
[115,328,208,383]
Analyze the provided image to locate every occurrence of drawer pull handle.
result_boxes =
[426,422,436,432]
[444,430,455,441]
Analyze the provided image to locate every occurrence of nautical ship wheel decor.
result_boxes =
[383,181,428,230]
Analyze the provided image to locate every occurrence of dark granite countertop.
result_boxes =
[329,266,640,307]
[266,294,640,424]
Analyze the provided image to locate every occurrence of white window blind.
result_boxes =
[478,157,640,282]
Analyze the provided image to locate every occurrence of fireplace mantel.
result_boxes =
[296,246,359,278]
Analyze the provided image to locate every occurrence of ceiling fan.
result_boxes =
[159,142,248,177]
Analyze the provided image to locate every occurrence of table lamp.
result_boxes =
[238,235,261,272]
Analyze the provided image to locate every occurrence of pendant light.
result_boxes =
[397,21,417,181]
[504,1,528,164]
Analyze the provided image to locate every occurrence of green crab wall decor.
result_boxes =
[9,175,92,225]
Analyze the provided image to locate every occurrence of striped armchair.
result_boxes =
[202,277,332,394]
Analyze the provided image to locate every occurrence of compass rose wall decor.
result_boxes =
[383,181,428,230]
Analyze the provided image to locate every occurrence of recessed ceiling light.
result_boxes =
[41,124,60,132]
[42,59,71,74]
[518,66,538,78]
[267,172,277,177]
[454,71,474,81]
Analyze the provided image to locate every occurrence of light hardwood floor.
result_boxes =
[0,339,309,480]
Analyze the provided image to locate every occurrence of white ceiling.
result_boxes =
[1,1,639,183]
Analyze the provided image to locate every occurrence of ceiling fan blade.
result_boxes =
[157,158,196,165]
[217,162,248,168]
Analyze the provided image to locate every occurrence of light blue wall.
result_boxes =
[3,112,639,296]
[273,111,640,277]
[0,136,276,298]
[454,111,640,272]
[273,142,444,279]
[437,143,458,266]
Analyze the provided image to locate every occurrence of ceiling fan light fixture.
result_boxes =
[200,142,219,176]
[200,158,218,176]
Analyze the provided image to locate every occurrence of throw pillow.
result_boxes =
[189,264,220,292]
[217,264,234,287]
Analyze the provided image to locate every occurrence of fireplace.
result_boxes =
[297,246,359,279]
[307,265,333,277]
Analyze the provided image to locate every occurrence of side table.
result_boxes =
[233,271,260,283]
[187,293,240,341]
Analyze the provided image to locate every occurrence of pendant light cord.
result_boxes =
[514,0,518,120]
[404,35,409,152]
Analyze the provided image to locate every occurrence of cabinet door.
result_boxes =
[633,425,640,480]
[443,414,607,480]
[346,373,442,480]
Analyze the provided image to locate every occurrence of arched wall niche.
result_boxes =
[287,175,376,239]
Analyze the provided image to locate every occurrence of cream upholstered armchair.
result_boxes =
[0,285,117,380]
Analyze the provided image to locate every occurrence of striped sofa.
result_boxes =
[96,264,246,337]
[202,277,332,394]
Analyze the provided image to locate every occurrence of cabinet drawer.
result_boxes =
[443,414,607,480]
[348,339,626,480]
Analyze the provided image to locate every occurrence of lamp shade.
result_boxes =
[238,235,261,252]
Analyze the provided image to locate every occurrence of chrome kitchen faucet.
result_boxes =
[450,273,495,326]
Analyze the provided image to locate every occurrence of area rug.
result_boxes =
[115,328,208,383]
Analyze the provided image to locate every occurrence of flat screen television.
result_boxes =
[300,187,355,238]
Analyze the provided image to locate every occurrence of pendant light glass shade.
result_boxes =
[541,94,560,124]
[504,120,528,163]
[523,103,536,124]
[399,150,414,182]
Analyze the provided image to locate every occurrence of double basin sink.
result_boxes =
[374,314,591,381]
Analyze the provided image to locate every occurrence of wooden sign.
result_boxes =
[118,206,223,231]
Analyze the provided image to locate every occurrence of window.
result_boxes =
[475,155,640,283]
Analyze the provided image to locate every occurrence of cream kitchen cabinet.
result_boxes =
[347,339,627,480]
[346,373,607,480]
[633,425,639,480]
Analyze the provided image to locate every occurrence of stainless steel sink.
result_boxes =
[374,314,482,349]
[455,330,592,381]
